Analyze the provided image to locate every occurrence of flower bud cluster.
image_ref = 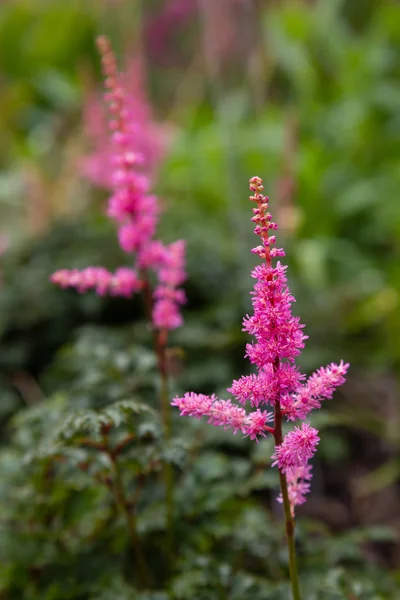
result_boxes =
[249,176,285,261]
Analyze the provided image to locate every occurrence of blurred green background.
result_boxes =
[0,0,400,598]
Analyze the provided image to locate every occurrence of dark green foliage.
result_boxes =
[0,324,397,598]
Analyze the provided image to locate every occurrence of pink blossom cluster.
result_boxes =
[271,424,320,473]
[272,425,320,517]
[172,176,349,514]
[278,465,313,516]
[153,240,187,330]
[52,37,186,332]
[172,392,273,441]
[50,267,141,298]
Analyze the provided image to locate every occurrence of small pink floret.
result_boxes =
[271,424,320,473]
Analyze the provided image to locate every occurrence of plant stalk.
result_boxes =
[274,399,302,600]
[156,328,175,559]
[111,453,152,588]
[140,271,174,558]
[102,428,152,588]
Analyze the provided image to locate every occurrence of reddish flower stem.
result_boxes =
[274,396,302,600]
[102,429,152,588]
[140,269,174,559]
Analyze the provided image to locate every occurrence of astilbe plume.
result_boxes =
[146,0,247,68]
[145,0,196,66]
[51,37,186,332]
[81,57,165,189]
[172,176,349,515]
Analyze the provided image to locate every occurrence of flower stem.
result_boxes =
[140,272,175,559]
[140,270,154,333]
[103,432,152,588]
[113,459,152,587]
[156,328,175,560]
[274,400,302,600]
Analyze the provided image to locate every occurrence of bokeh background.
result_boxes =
[0,0,400,598]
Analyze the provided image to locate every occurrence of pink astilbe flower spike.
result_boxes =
[52,37,186,330]
[172,176,349,515]
[97,36,159,256]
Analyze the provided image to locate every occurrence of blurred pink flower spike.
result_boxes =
[52,37,186,331]
[50,267,142,298]
[81,54,166,189]
[153,240,187,331]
